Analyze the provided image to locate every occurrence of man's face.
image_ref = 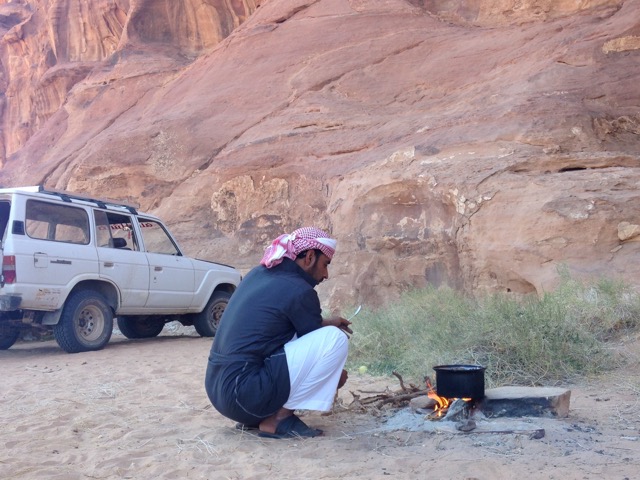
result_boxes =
[303,250,331,284]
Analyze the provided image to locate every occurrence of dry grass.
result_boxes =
[347,272,640,387]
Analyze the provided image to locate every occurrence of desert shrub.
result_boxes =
[347,274,640,387]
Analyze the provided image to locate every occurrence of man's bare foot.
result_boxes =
[259,407,294,434]
[258,412,323,439]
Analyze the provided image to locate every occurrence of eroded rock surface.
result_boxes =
[0,0,638,308]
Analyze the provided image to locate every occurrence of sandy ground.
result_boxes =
[1,327,639,480]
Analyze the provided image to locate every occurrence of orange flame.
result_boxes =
[425,378,471,419]
[425,379,450,418]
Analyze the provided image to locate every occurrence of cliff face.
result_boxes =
[0,0,259,161]
[1,0,639,308]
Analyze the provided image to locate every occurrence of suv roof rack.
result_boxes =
[28,185,139,215]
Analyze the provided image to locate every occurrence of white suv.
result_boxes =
[0,186,241,353]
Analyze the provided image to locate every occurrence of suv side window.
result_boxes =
[0,200,10,240]
[25,199,89,245]
[94,210,139,251]
[138,218,180,255]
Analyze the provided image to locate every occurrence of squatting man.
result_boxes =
[205,227,352,439]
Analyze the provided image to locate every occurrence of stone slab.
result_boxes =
[479,386,571,418]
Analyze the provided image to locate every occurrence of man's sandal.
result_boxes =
[235,422,259,432]
[258,415,323,439]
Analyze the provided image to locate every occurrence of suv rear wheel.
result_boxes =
[54,290,113,353]
[193,291,231,337]
[117,316,165,339]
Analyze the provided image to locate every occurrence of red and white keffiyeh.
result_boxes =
[260,227,337,268]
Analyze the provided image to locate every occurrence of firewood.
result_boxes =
[348,371,427,411]
[463,428,546,439]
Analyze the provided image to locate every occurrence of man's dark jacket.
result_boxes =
[205,258,323,425]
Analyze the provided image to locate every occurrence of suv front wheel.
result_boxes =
[54,290,114,353]
[193,291,231,337]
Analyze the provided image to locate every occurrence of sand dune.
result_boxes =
[1,330,639,479]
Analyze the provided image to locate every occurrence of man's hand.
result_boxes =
[338,369,348,389]
[322,316,353,336]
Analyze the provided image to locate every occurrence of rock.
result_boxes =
[529,429,546,439]
[480,386,571,418]
[455,419,477,432]
[443,398,471,421]
[409,395,437,413]
[1,0,639,309]
[618,222,640,241]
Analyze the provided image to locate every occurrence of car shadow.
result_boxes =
[0,333,211,358]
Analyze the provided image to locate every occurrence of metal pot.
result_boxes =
[433,364,486,399]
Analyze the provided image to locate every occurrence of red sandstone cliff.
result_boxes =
[0,0,639,308]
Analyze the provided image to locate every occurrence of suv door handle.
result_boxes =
[154,266,163,271]
[104,262,114,267]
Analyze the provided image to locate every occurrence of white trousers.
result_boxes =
[283,326,349,411]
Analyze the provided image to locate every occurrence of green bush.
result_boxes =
[347,274,640,387]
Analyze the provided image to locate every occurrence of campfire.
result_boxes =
[426,385,451,417]
[346,371,478,421]
[345,368,571,439]
[425,378,472,420]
